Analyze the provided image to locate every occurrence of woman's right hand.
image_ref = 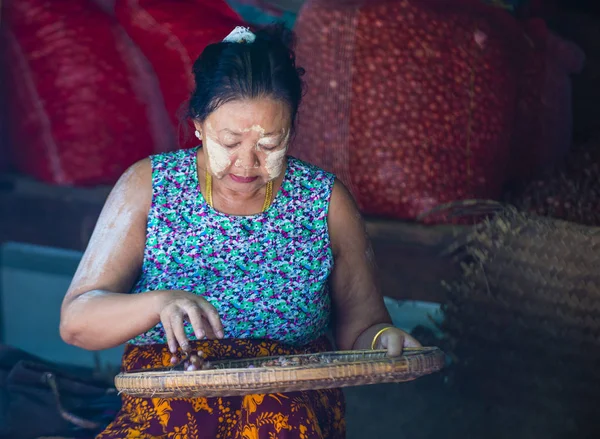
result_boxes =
[155,290,224,354]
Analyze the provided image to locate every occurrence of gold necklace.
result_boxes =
[205,172,273,212]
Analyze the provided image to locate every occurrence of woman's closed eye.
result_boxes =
[258,142,280,151]
[223,142,241,149]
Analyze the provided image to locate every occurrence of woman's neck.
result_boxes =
[213,178,266,208]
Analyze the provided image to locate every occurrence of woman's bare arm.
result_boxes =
[61,158,224,352]
[327,180,393,351]
[59,159,162,350]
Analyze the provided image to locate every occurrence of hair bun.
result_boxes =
[254,23,296,53]
[187,22,304,132]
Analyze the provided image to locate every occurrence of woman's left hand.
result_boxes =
[376,327,422,357]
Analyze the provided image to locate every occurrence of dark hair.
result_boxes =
[187,24,305,131]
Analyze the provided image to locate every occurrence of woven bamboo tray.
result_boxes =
[115,347,445,398]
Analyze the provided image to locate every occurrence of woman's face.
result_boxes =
[195,98,292,194]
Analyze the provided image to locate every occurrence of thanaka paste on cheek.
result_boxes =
[264,131,290,179]
[204,123,232,177]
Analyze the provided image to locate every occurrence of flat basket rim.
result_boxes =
[114,346,445,397]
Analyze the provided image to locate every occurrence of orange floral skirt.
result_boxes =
[96,337,346,439]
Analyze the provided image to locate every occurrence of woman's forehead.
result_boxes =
[206,98,291,134]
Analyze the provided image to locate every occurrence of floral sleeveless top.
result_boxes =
[130,148,335,347]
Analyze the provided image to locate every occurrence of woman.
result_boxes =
[60,25,420,439]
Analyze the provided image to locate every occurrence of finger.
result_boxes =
[161,315,178,354]
[181,303,205,340]
[201,318,217,339]
[171,313,190,352]
[403,334,422,348]
[384,332,404,358]
[198,299,224,339]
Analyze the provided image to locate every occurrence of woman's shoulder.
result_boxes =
[121,157,152,186]
[104,158,153,216]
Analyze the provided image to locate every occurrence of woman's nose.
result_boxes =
[235,146,259,169]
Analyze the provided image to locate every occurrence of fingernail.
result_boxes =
[217,330,224,338]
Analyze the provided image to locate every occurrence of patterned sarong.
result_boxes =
[97,337,346,438]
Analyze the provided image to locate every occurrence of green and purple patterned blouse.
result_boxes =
[129,147,335,347]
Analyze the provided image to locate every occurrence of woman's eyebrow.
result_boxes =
[218,129,242,136]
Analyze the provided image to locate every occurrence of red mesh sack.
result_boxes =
[293,0,525,221]
[510,19,585,180]
[115,0,245,149]
[2,0,173,186]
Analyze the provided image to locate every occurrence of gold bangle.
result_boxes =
[371,326,394,350]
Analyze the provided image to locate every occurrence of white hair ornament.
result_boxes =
[222,26,256,44]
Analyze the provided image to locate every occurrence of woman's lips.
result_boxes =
[230,174,259,183]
